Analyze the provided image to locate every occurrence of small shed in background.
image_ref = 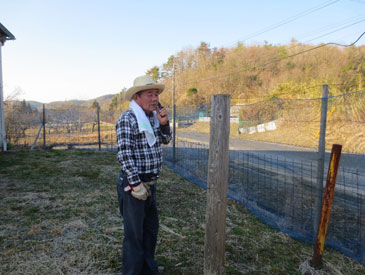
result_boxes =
[0,23,16,152]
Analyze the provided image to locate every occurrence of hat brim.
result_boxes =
[125,84,165,101]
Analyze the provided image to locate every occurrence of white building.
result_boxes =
[0,23,16,151]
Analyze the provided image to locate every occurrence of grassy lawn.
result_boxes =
[0,149,364,274]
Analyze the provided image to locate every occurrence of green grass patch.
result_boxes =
[24,207,40,217]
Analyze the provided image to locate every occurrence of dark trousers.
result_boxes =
[117,171,159,275]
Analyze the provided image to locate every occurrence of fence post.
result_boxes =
[312,144,342,267]
[97,104,101,151]
[314,85,328,235]
[173,104,176,164]
[31,124,43,150]
[204,94,230,275]
[172,63,176,164]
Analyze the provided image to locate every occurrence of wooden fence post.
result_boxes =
[204,94,230,275]
[30,124,43,150]
[312,144,342,267]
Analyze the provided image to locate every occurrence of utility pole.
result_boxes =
[0,23,15,152]
[172,62,176,163]
[314,85,329,234]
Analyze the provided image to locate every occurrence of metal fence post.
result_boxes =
[173,104,176,164]
[312,144,342,267]
[42,104,46,148]
[314,85,328,235]
[172,63,176,164]
[97,104,101,151]
[204,94,230,275]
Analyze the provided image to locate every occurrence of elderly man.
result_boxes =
[116,75,172,274]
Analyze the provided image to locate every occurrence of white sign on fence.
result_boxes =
[199,117,240,123]
[257,124,265,133]
[265,121,277,131]
[248,126,256,134]
[240,120,277,134]
[199,117,211,122]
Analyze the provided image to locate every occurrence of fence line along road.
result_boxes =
[162,138,365,265]
[176,130,365,172]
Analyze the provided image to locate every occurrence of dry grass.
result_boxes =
[0,149,364,274]
[15,126,117,148]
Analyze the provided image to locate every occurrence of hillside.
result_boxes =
[104,41,365,112]
[26,94,116,111]
[154,41,365,107]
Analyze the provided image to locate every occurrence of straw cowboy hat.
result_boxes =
[125,75,165,101]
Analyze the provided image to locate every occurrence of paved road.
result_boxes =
[176,130,365,173]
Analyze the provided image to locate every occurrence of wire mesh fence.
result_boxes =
[2,87,365,264]
[4,104,117,150]
[236,88,365,154]
[162,88,365,264]
[163,139,365,265]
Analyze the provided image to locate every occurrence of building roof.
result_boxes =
[0,23,16,43]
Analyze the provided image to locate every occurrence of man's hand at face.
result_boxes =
[156,105,168,125]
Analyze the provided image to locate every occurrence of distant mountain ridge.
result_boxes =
[26,94,116,110]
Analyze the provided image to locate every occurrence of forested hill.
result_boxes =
[14,41,365,112]
[24,94,115,111]
[146,41,365,107]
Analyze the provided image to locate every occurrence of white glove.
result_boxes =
[131,183,148,200]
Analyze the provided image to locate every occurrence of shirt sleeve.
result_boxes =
[159,122,172,144]
[116,115,140,186]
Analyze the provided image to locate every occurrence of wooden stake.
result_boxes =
[204,94,230,275]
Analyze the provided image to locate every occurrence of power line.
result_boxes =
[167,3,361,88]
[304,18,365,44]
[299,13,365,39]
[234,88,365,106]
[232,0,340,45]
[268,83,359,96]
[328,31,365,46]
[229,81,362,104]
[183,32,365,86]
[227,15,365,76]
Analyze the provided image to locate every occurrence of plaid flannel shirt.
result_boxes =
[116,109,172,186]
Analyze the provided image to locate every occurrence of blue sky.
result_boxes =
[1,0,364,103]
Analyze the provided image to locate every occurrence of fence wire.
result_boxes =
[163,140,365,265]
[235,89,365,154]
[162,89,365,264]
[4,105,117,150]
[3,88,365,264]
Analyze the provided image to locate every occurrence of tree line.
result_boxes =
[4,40,364,143]
[145,40,365,108]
